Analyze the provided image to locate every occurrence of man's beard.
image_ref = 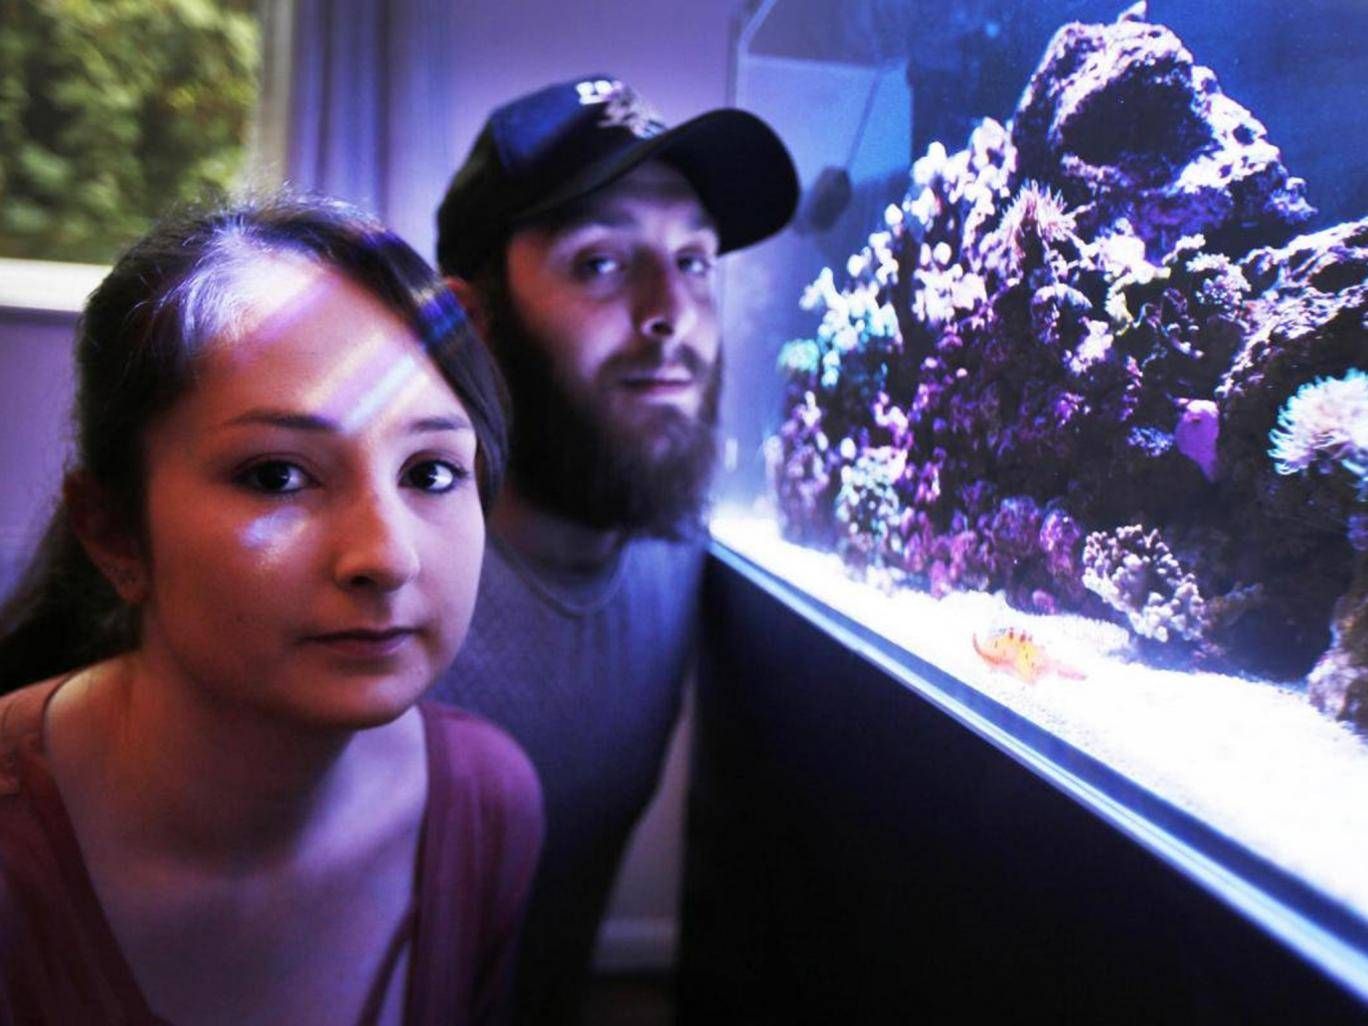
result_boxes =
[487,293,721,540]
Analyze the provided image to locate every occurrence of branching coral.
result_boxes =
[834,446,907,575]
[1082,525,1206,646]
[767,391,836,545]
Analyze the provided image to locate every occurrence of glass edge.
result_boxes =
[708,535,1368,1006]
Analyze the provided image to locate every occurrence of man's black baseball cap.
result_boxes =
[435,75,799,279]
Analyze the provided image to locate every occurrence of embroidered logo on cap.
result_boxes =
[575,78,665,139]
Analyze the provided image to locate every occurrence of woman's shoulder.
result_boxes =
[0,676,65,759]
[419,703,539,796]
[415,705,544,886]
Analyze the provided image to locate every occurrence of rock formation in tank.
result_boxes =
[769,10,1368,724]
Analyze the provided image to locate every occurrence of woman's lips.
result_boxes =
[305,627,416,658]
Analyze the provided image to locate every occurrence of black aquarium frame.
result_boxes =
[677,542,1368,1025]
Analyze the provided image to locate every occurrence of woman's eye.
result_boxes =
[238,461,310,494]
[403,460,465,493]
[577,254,622,279]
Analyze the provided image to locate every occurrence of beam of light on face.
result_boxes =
[238,507,311,563]
[225,260,448,444]
[220,253,339,351]
[337,351,426,436]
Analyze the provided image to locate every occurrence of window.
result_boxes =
[0,0,265,267]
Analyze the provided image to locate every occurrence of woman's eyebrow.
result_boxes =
[408,415,474,434]
[225,409,339,432]
[224,409,472,434]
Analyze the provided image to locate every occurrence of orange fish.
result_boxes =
[972,627,1086,684]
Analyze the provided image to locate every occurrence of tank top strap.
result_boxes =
[0,678,63,796]
[355,901,417,1026]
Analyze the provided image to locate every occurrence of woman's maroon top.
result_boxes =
[0,679,543,1025]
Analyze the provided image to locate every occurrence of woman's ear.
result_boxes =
[64,472,148,605]
[446,275,490,339]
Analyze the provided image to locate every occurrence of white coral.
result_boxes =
[1268,369,1368,484]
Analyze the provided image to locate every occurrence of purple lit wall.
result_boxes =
[430,0,739,259]
[285,0,739,265]
[442,0,736,151]
[0,313,73,595]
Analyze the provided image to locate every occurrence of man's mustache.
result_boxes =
[603,344,712,382]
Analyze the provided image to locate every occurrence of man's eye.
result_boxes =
[403,460,466,493]
[238,461,310,494]
[679,252,715,276]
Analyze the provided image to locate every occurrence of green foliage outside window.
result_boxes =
[0,0,260,264]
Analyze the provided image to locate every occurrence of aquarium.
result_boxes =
[713,0,1368,999]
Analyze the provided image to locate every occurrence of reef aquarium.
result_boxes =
[689,0,1368,1020]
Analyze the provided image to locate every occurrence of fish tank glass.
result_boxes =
[713,0,1368,995]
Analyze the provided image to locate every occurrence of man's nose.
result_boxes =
[634,257,699,345]
[331,487,420,593]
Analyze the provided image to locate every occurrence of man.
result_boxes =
[430,75,797,1023]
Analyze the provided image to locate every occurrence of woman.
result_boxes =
[0,195,541,1025]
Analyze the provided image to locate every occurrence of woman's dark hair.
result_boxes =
[0,192,508,690]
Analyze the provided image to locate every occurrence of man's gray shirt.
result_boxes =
[429,530,704,1024]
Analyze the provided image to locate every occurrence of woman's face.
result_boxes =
[133,255,483,730]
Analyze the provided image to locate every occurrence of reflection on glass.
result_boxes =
[716,0,1368,937]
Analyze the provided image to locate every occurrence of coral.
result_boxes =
[1108,238,1254,413]
[1307,558,1368,730]
[895,119,1017,363]
[1219,219,1368,433]
[1219,218,1368,557]
[767,391,837,546]
[834,446,907,575]
[983,181,1081,288]
[1174,399,1219,482]
[769,7,1367,704]
[1082,525,1205,646]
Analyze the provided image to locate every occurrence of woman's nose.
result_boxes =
[331,489,420,593]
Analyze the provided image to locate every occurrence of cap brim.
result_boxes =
[517,108,799,253]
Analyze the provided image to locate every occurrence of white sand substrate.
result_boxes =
[711,512,1368,926]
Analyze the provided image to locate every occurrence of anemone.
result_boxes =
[1268,369,1368,497]
[993,180,1076,274]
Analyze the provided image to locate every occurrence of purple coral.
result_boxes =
[1174,399,1220,482]
[768,392,836,546]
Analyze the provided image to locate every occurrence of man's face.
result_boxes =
[488,160,723,536]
